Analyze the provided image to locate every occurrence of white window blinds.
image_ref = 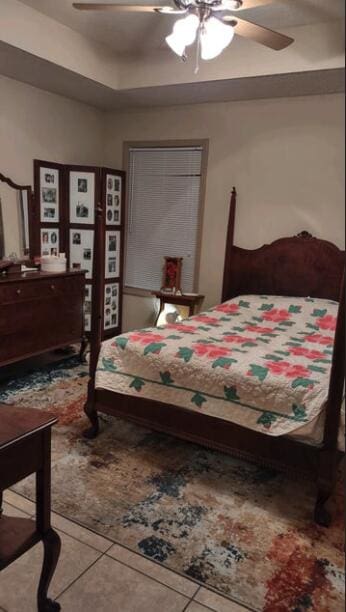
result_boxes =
[125,146,203,292]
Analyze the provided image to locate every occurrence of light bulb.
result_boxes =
[200,17,234,60]
[165,14,199,57]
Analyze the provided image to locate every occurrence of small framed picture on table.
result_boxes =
[161,257,183,294]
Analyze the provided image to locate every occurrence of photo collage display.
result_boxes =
[40,167,60,223]
[105,231,120,279]
[41,229,60,256]
[69,229,94,279]
[70,171,95,225]
[104,283,119,330]
[84,284,92,332]
[106,174,121,226]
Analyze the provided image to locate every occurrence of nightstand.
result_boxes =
[152,292,205,326]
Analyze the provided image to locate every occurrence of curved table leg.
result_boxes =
[37,528,61,612]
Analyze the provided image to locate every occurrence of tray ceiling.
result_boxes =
[19,0,345,54]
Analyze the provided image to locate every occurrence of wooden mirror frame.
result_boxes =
[0,172,37,267]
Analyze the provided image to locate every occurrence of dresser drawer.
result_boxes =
[0,271,85,366]
[0,299,84,362]
[0,275,84,305]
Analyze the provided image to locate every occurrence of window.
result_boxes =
[125,144,205,293]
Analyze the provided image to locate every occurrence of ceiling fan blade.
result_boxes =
[238,0,278,9]
[73,3,166,12]
[155,6,187,13]
[224,16,294,50]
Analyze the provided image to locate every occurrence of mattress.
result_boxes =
[96,294,344,447]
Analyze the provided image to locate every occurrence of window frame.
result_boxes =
[122,139,209,297]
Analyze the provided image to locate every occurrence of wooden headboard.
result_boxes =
[222,188,345,303]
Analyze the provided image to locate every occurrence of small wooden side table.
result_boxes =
[0,404,61,611]
[152,292,205,325]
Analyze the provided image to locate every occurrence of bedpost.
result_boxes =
[315,270,345,526]
[83,203,104,439]
[221,187,237,303]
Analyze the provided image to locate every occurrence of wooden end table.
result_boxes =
[152,291,205,325]
[0,404,61,611]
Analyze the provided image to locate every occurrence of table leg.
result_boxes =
[36,430,61,611]
[155,298,165,326]
[37,529,61,611]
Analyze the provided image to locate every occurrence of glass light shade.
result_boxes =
[165,14,199,57]
[220,0,241,9]
[200,17,234,60]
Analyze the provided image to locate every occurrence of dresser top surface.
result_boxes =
[0,270,86,285]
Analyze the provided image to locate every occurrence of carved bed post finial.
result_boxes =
[221,187,237,303]
[296,231,313,239]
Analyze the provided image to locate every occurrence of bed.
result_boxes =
[85,189,345,526]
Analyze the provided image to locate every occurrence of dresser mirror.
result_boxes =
[0,172,33,262]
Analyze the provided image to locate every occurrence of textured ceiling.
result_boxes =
[19,0,345,54]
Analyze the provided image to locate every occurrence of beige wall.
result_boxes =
[104,93,345,331]
[0,74,104,186]
[1,75,344,333]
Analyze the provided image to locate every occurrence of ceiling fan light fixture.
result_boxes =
[220,0,242,10]
[165,13,199,57]
[200,17,234,60]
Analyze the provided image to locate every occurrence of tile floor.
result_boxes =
[0,491,253,612]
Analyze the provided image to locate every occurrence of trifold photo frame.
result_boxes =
[33,160,126,339]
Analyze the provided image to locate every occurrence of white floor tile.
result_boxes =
[0,529,101,612]
[196,588,250,612]
[58,554,189,612]
[107,543,199,598]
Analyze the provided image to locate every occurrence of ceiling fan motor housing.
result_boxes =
[173,0,242,10]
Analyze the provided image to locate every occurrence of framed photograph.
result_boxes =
[105,231,120,279]
[40,228,60,255]
[69,229,94,279]
[72,231,81,245]
[42,188,57,203]
[40,167,60,223]
[104,283,119,331]
[78,178,88,193]
[161,257,183,294]
[105,173,122,226]
[70,171,95,224]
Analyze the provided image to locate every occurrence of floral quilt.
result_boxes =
[95,295,338,437]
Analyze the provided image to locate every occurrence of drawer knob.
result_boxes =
[16,289,21,295]
[50,285,55,291]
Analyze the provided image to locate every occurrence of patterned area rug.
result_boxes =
[0,358,344,611]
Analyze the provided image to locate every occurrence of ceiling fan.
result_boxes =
[73,0,294,66]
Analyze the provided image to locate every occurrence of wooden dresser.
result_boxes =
[0,270,86,367]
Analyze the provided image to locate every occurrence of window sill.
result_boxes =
[124,286,156,298]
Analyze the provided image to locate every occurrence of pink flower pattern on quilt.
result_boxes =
[305,333,334,346]
[263,308,291,322]
[129,331,165,345]
[215,303,240,314]
[223,335,254,344]
[266,361,311,379]
[192,343,233,359]
[288,346,326,360]
[316,314,337,331]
